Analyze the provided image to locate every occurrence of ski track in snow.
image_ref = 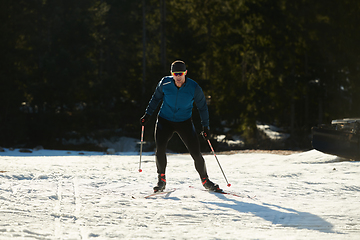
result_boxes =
[0,149,359,239]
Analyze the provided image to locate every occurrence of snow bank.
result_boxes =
[61,136,140,153]
[257,123,290,141]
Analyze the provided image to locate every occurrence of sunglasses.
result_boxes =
[171,71,186,77]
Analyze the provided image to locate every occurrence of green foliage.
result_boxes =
[1,0,359,149]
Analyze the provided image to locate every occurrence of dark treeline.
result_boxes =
[1,0,360,150]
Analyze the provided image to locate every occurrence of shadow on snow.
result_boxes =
[203,193,339,234]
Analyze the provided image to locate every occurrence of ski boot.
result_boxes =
[202,177,222,192]
[153,173,166,193]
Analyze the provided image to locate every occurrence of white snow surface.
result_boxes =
[0,148,360,239]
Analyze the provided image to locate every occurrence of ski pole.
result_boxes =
[206,139,231,187]
[139,125,144,172]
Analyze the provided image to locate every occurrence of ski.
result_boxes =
[144,188,177,199]
[189,186,256,200]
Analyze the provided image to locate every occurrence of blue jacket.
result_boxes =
[146,76,209,127]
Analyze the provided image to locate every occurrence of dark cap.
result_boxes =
[171,60,186,72]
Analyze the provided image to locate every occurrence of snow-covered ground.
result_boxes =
[0,148,359,239]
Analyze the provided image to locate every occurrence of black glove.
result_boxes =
[140,114,151,126]
[201,126,210,140]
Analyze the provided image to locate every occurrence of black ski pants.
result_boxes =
[154,116,208,179]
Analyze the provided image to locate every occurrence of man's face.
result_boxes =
[172,70,187,87]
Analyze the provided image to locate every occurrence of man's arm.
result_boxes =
[145,79,164,116]
[194,85,209,127]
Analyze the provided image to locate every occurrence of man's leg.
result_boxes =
[154,117,173,192]
[176,119,221,191]
[155,117,173,174]
[175,119,208,179]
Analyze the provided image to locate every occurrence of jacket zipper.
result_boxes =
[173,88,179,121]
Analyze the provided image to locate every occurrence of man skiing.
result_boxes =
[140,60,222,193]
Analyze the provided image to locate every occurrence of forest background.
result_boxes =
[1,0,359,152]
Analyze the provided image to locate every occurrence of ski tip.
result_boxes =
[227,183,231,187]
[139,169,142,172]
